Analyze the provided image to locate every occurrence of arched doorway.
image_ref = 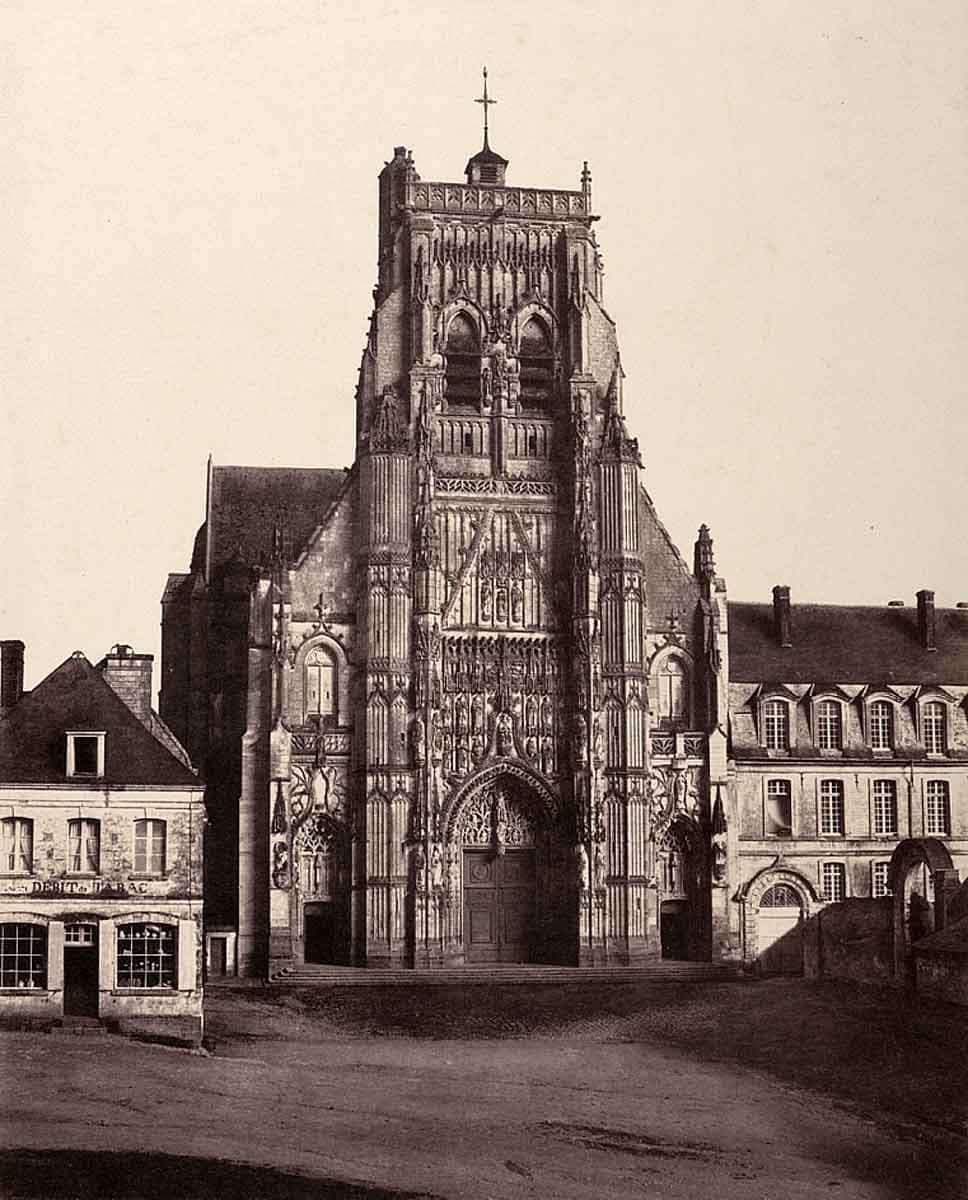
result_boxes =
[443,769,559,965]
[294,811,350,965]
[757,883,804,975]
[459,781,537,963]
[656,817,703,960]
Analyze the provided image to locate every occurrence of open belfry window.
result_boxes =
[444,313,481,409]
[518,317,554,410]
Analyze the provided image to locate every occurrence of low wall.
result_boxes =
[803,898,894,986]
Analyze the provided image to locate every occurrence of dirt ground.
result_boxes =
[1,978,965,1199]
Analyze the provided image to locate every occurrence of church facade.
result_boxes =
[161,136,735,977]
[160,131,968,980]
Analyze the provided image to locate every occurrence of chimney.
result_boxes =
[0,640,25,709]
[97,643,154,721]
[772,585,792,647]
[916,590,936,651]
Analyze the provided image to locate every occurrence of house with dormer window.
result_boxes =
[0,640,204,1042]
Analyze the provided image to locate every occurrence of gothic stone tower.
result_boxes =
[162,125,736,977]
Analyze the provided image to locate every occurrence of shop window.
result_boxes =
[0,923,46,989]
[116,923,176,990]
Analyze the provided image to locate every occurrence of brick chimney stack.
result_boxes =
[0,640,25,709]
[916,590,936,651]
[97,643,154,720]
[772,586,793,648]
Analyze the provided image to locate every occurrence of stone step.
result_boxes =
[269,962,744,987]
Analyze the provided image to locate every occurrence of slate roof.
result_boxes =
[0,654,199,786]
[729,602,968,685]
[206,465,348,571]
[639,487,701,624]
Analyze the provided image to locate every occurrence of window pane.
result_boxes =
[822,863,846,902]
[116,923,176,989]
[873,782,897,835]
[764,702,789,750]
[926,781,950,836]
[872,862,892,898]
[817,701,842,750]
[820,781,844,835]
[924,704,945,754]
[73,736,99,775]
[766,781,792,836]
[870,703,892,750]
[0,923,47,988]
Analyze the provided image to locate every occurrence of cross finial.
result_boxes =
[475,66,497,147]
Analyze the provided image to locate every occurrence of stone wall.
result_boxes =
[802,898,894,985]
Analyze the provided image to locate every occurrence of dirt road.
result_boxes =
[1,984,964,1199]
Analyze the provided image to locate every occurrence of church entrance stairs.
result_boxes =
[268,961,743,987]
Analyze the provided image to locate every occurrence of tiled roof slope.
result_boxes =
[729,602,968,684]
[0,655,199,785]
[639,487,700,623]
[208,465,348,570]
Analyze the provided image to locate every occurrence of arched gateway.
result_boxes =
[442,767,566,965]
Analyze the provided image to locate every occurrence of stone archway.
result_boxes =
[888,838,955,982]
[741,864,818,969]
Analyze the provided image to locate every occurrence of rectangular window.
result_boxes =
[0,923,47,989]
[1,818,33,874]
[133,819,167,875]
[822,862,847,903]
[872,781,898,836]
[925,781,950,836]
[64,923,96,946]
[765,780,792,837]
[116,923,176,990]
[816,701,842,750]
[819,780,845,835]
[68,819,100,874]
[764,701,790,750]
[923,704,946,754]
[872,861,892,898]
[869,702,893,751]
[66,731,105,778]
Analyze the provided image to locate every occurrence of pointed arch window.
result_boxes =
[518,317,554,410]
[444,313,481,410]
[654,657,689,727]
[305,647,337,723]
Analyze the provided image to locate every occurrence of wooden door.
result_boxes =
[464,850,535,963]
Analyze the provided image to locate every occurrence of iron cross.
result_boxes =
[475,66,497,142]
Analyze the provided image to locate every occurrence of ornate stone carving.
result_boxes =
[456,784,537,849]
[369,384,408,452]
[272,840,290,890]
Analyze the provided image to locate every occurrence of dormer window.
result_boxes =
[868,701,894,751]
[763,700,790,750]
[815,700,843,750]
[922,701,946,754]
[66,732,105,779]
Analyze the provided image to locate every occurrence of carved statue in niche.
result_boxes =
[672,769,689,815]
[412,715,426,766]
[455,696,468,735]
[578,844,590,893]
[480,578,493,622]
[712,839,727,884]
[573,714,589,766]
[525,736,538,762]
[541,737,554,776]
[511,582,524,625]
[430,844,444,890]
[494,791,509,854]
[456,743,469,776]
[270,784,288,835]
[496,711,514,757]
[411,843,427,893]
[471,694,484,732]
[496,588,508,623]
[593,843,605,892]
[272,840,290,890]
[592,717,603,763]
[471,733,484,766]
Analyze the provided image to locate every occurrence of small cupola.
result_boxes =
[465,67,508,187]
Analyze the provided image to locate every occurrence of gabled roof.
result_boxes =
[729,602,968,685]
[0,654,198,786]
[207,465,348,572]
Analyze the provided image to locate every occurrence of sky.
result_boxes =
[3,1,966,695]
